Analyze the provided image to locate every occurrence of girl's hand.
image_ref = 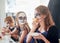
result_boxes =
[33,33,50,43]
[33,33,44,39]
[32,18,39,29]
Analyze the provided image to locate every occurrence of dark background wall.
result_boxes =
[48,0,60,38]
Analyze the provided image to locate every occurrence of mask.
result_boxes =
[18,19,27,30]
[18,13,27,24]
[18,19,27,24]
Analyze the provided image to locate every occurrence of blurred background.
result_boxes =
[0,0,49,29]
[0,0,60,41]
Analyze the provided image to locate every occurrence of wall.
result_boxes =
[0,0,5,29]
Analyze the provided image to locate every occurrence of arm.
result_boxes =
[19,29,28,43]
[9,28,18,35]
[1,27,10,35]
[26,27,37,43]
[26,21,39,43]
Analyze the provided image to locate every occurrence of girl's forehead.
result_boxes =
[34,10,40,14]
[18,13,26,17]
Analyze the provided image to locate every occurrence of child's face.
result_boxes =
[18,13,27,24]
[34,10,46,22]
[5,21,11,27]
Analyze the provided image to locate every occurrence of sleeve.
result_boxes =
[47,26,59,43]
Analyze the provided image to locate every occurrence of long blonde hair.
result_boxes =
[35,5,55,30]
[16,11,30,32]
[16,11,26,26]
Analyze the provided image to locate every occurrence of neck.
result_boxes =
[19,24,24,28]
[40,20,46,30]
[10,23,14,27]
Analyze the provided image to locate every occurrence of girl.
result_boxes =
[16,11,31,43]
[26,5,58,43]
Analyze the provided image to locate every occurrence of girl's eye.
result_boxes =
[19,17,23,20]
[35,13,41,18]
[24,17,26,19]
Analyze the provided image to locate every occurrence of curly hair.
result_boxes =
[4,16,14,23]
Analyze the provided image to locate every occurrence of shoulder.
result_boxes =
[48,25,58,36]
[47,26,59,43]
[48,25,58,31]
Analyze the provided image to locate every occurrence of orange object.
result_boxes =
[33,18,39,23]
